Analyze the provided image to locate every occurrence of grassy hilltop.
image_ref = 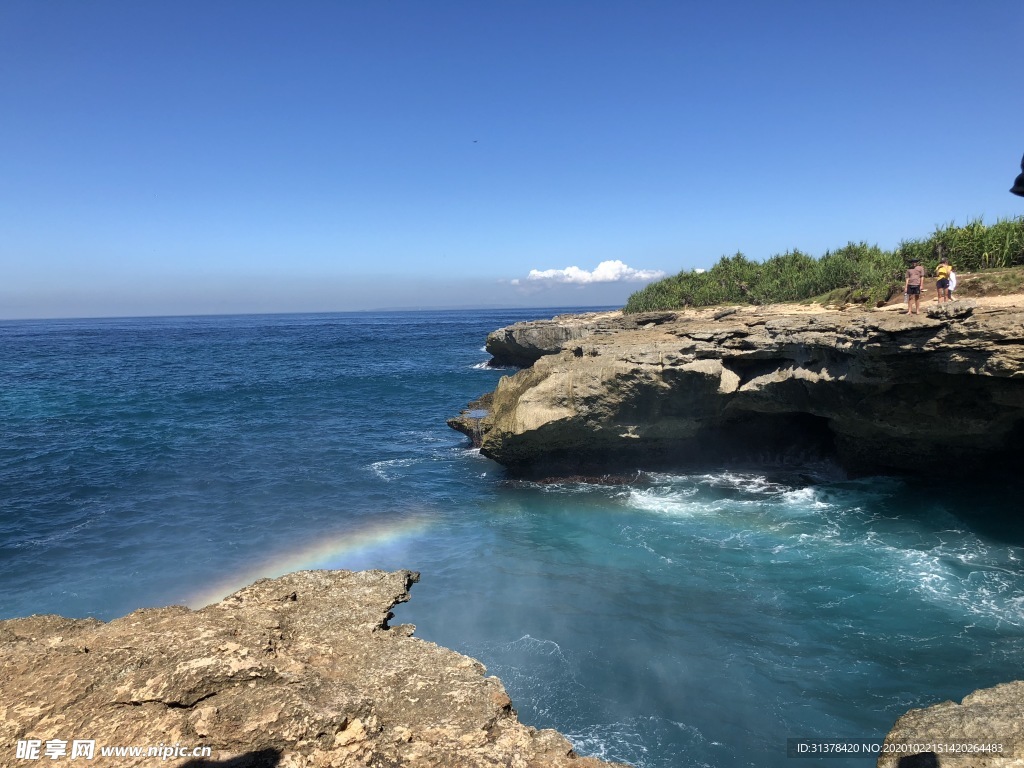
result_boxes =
[624,217,1024,313]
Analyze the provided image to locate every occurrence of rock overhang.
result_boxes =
[456,302,1024,479]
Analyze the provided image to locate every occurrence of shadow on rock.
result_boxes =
[898,753,939,768]
[181,748,281,768]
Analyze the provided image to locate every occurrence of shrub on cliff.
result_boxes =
[624,216,1024,312]
[899,217,1024,272]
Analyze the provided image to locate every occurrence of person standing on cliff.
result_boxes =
[904,258,924,314]
[935,257,953,303]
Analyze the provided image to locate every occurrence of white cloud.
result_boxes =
[524,259,665,285]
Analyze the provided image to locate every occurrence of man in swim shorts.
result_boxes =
[904,258,924,314]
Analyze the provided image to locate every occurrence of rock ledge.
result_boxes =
[0,570,620,767]
[459,303,1024,477]
[878,680,1024,767]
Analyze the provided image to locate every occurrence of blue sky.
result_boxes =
[2,1,1022,318]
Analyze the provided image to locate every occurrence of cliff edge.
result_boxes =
[878,680,1024,767]
[0,570,620,768]
[453,299,1024,478]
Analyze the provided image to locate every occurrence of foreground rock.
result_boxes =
[878,681,1024,767]
[455,301,1024,477]
[0,570,619,767]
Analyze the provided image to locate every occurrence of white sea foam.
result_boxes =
[780,486,830,510]
[398,429,445,443]
[793,518,845,545]
[502,633,567,657]
[620,525,676,564]
[693,471,791,495]
[626,487,713,517]
[469,634,576,671]
[565,716,712,766]
[462,634,586,721]
[14,514,102,548]
[368,457,419,481]
[509,478,634,495]
[870,537,1024,628]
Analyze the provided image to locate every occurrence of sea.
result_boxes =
[2,308,1024,768]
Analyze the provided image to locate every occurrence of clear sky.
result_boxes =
[2,1,1022,319]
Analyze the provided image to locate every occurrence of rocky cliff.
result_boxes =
[485,311,633,368]
[0,570,619,768]
[877,680,1024,767]
[452,300,1024,478]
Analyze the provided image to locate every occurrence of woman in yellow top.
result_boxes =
[935,257,953,303]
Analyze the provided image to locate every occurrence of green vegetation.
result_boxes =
[957,266,1024,296]
[624,216,1024,313]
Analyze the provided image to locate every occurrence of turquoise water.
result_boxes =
[2,310,1023,767]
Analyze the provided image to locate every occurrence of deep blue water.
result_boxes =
[2,309,1024,767]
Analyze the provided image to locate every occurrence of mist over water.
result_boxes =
[3,311,1023,768]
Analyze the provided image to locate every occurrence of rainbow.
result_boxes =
[185,515,432,608]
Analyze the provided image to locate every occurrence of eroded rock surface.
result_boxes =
[0,570,619,767]
[878,681,1024,767]
[485,311,635,368]
[458,302,1024,477]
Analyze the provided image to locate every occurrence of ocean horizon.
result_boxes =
[3,308,1023,767]
[0,304,623,324]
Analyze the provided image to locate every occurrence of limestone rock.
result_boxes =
[446,392,493,448]
[878,681,1024,767]
[485,311,645,367]
[0,570,620,768]
[459,303,1024,477]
